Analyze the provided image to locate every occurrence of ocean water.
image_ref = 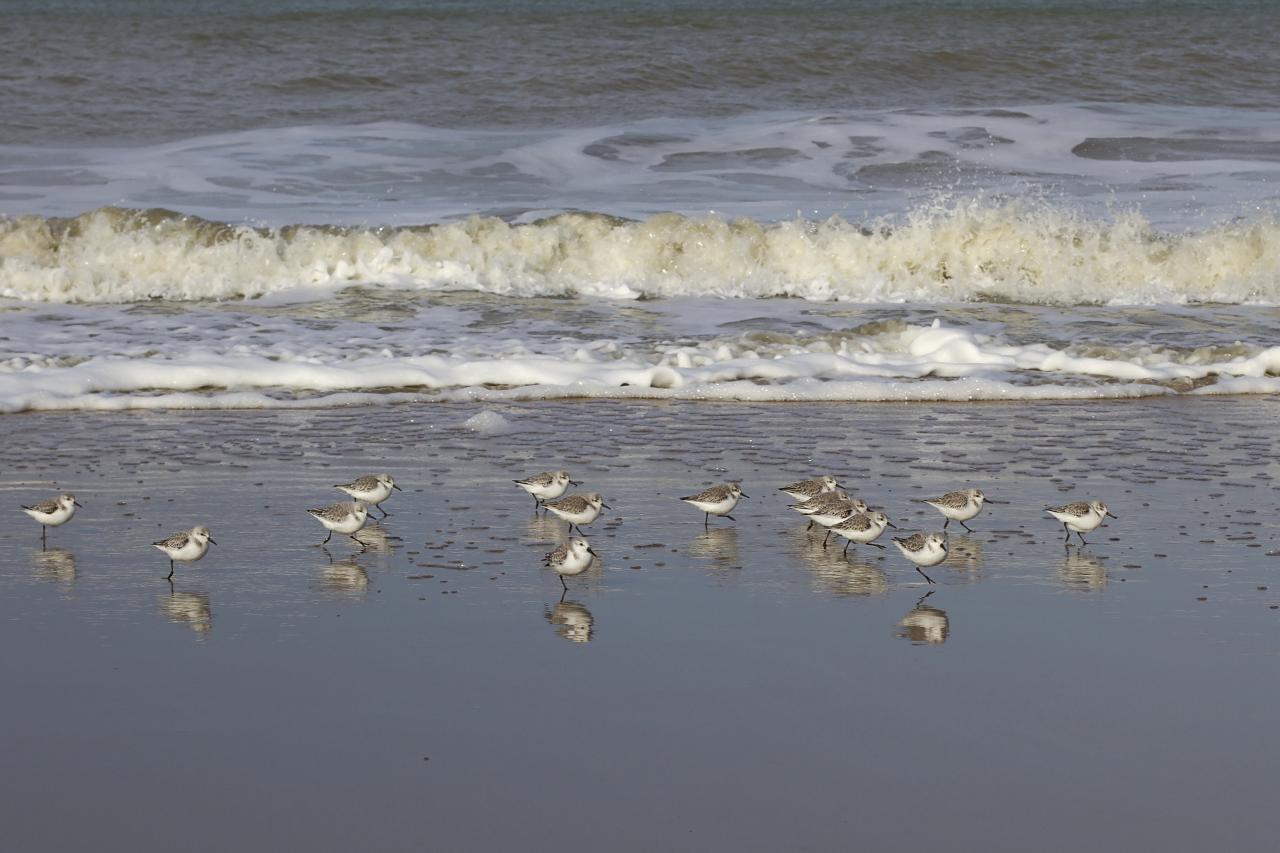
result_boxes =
[1,0,1279,410]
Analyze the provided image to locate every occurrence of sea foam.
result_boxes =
[2,202,1278,305]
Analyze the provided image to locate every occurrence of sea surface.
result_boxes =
[1,0,1279,411]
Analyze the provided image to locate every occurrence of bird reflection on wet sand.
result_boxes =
[897,593,950,645]
[788,527,889,597]
[545,599,594,643]
[525,513,569,545]
[352,523,395,555]
[320,554,370,597]
[688,526,740,569]
[1058,548,1108,591]
[942,535,985,583]
[33,547,77,590]
[161,590,212,635]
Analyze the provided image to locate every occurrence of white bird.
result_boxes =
[917,488,1002,532]
[335,474,401,518]
[153,525,216,580]
[827,511,895,556]
[681,482,747,529]
[513,470,578,509]
[544,492,609,536]
[307,501,372,548]
[778,475,839,501]
[793,492,870,545]
[543,538,598,591]
[892,532,948,584]
[20,493,82,549]
[1046,500,1117,545]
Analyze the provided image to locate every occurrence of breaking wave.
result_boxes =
[2,202,1278,305]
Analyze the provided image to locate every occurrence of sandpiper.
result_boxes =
[20,493,82,549]
[335,474,401,518]
[514,470,578,509]
[918,488,1001,532]
[681,482,747,529]
[892,532,948,584]
[543,538,597,591]
[827,511,895,556]
[1046,500,1116,545]
[153,525,216,580]
[308,501,372,548]
[544,492,609,536]
[778,475,839,501]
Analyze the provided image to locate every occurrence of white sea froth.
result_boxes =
[1,313,1276,413]
[2,202,1278,306]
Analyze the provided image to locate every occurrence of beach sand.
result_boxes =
[2,398,1278,851]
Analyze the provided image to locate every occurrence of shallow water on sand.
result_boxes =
[2,399,1278,851]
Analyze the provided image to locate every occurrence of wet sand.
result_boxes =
[2,398,1278,851]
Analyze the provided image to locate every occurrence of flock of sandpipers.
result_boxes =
[18,472,1116,589]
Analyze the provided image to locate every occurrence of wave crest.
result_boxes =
[1,202,1277,305]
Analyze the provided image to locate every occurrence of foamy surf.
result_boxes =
[2,202,1278,306]
[1,316,1276,413]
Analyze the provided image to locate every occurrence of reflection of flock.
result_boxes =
[16,470,1118,644]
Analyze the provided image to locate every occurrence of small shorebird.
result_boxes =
[543,537,598,591]
[20,493,82,549]
[153,525,216,580]
[794,493,870,545]
[1046,500,1117,545]
[917,488,1001,532]
[308,501,372,547]
[334,474,401,518]
[544,492,609,536]
[778,475,839,501]
[827,511,895,556]
[892,532,948,584]
[514,470,579,509]
[681,482,747,529]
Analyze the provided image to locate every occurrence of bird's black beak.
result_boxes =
[208,537,218,546]
[588,548,599,558]
[886,521,898,528]
[1106,511,1118,519]
[392,484,402,491]
[984,498,1006,504]
[740,492,750,498]
[601,502,612,509]
[73,500,84,507]
[570,480,581,486]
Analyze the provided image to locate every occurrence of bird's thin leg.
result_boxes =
[960,520,973,533]
[704,513,710,530]
[350,533,369,552]
[565,521,572,535]
[723,514,735,522]
[943,518,950,530]
[41,526,47,549]
[560,575,569,592]
[843,540,851,556]
[1077,532,1087,546]
[166,561,175,581]
[1062,524,1070,542]
[916,566,936,585]
[869,542,885,550]
[805,519,813,532]
[377,504,389,518]
[823,529,833,548]
[321,530,333,545]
